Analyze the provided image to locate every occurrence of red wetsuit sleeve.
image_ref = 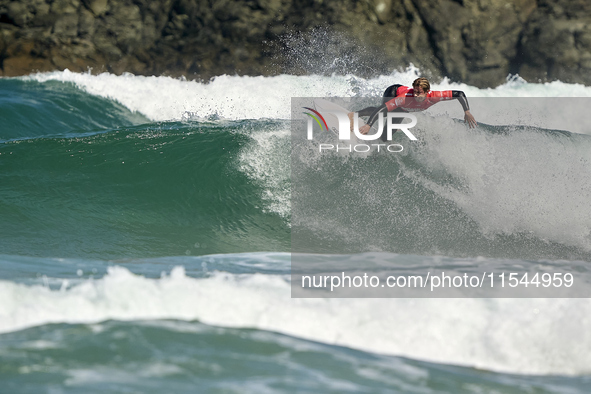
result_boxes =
[429,90,470,110]
[427,90,453,102]
[428,90,470,111]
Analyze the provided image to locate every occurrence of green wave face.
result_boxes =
[0,121,291,258]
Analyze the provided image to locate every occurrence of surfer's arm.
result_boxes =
[452,90,477,128]
[359,104,388,134]
[452,91,469,111]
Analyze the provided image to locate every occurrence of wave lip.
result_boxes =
[0,78,147,141]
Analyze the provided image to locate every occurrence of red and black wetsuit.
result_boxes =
[359,84,471,141]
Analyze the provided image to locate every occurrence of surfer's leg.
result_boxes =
[355,85,402,135]
[357,84,402,117]
[382,84,403,105]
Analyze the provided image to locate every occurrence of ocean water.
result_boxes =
[2,68,591,392]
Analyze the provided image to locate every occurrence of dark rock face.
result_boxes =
[514,0,591,84]
[0,0,590,87]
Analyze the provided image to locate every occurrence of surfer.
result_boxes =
[350,77,477,140]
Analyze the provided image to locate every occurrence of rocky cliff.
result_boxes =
[1,0,590,87]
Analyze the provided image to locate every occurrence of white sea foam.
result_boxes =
[26,70,354,121]
[403,113,591,251]
[1,265,590,376]
[237,127,291,219]
[24,68,591,125]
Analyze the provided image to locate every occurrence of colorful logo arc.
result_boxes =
[302,107,328,132]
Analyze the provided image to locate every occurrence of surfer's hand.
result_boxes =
[360,124,371,134]
[464,111,477,128]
